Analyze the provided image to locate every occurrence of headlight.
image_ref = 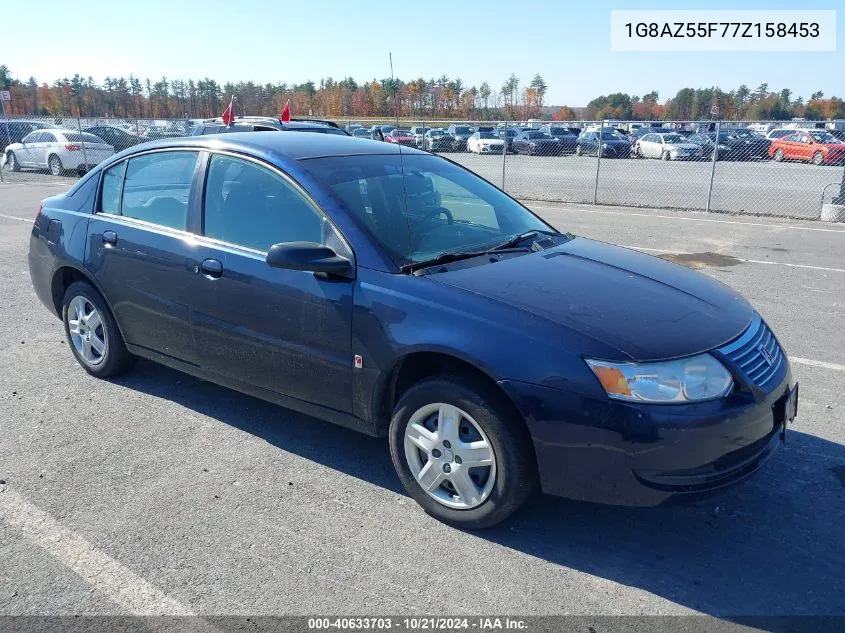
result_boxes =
[585,354,733,403]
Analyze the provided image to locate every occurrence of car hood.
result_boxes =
[430,237,753,360]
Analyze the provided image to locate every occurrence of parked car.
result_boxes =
[29,133,798,529]
[540,125,579,154]
[351,127,372,139]
[493,127,519,153]
[467,131,505,154]
[191,116,349,136]
[629,126,673,144]
[445,124,476,152]
[408,126,430,148]
[768,130,845,165]
[143,123,186,140]
[575,129,631,158]
[634,132,703,161]
[725,129,772,159]
[384,128,417,147]
[423,129,452,152]
[512,130,560,156]
[0,119,51,154]
[3,129,114,176]
[687,132,737,160]
[85,125,150,151]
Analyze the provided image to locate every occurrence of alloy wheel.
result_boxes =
[49,155,62,176]
[67,295,108,366]
[403,402,497,510]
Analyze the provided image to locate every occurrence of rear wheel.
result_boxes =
[6,151,20,171]
[773,149,784,162]
[662,151,672,161]
[48,154,63,176]
[812,151,824,166]
[62,281,136,377]
[389,375,538,529]
[575,145,582,156]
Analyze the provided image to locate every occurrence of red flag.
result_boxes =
[221,95,235,126]
[280,99,291,122]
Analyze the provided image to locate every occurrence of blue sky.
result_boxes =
[3,0,841,105]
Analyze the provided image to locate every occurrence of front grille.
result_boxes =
[716,314,785,388]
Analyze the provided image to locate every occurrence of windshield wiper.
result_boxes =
[401,230,563,274]
[489,229,559,252]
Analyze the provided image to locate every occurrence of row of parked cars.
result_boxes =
[350,122,845,166]
[3,117,845,176]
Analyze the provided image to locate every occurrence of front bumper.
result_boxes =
[500,368,792,506]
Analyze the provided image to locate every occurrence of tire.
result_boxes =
[773,149,784,162]
[575,145,582,156]
[6,151,20,172]
[662,151,671,161]
[388,375,538,529]
[812,151,824,166]
[48,154,64,176]
[633,146,641,159]
[62,281,136,377]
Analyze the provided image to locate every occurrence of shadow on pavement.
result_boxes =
[115,360,845,621]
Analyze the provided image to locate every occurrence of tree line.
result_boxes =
[579,84,844,122]
[1,66,842,122]
[0,66,548,121]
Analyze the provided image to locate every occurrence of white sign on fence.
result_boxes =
[0,91,11,101]
[711,105,719,116]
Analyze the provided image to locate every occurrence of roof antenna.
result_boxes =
[390,52,414,274]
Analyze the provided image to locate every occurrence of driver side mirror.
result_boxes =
[266,241,354,279]
[371,129,384,142]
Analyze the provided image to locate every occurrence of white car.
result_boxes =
[3,129,114,176]
[635,132,702,161]
[467,131,505,154]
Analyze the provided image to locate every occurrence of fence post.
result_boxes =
[76,115,89,174]
[501,120,507,191]
[593,120,604,205]
[706,120,720,213]
[0,98,11,183]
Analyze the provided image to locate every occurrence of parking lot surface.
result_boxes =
[1,182,844,619]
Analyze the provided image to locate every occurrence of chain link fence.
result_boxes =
[3,115,844,221]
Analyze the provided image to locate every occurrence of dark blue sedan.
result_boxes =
[28,133,798,528]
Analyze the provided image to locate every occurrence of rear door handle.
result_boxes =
[102,230,117,245]
[200,258,223,279]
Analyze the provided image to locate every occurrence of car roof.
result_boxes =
[109,131,427,161]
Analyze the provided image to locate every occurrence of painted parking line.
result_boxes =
[529,204,845,235]
[791,357,845,373]
[0,488,196,615]
[0,213,32,223]
[621,244,845,274]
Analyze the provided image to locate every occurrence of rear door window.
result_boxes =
[120,151,198,230]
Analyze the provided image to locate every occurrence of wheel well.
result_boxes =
[377,352,524,435]
[50,267,94,316]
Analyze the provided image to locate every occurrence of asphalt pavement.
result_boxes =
[1,182,843,621]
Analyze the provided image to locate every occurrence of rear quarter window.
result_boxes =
[100,162,126,214]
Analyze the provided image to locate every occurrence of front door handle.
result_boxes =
[102,230,117,245]
[200,258,223,279]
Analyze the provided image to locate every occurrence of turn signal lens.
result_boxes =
[590,365,632,397]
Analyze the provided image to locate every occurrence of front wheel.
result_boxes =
[62,281,137,377]
[389,375,538,529]
[812,151,824,166]
[575,145,582,156]
[662,151,672,161]
[773,149,784,162]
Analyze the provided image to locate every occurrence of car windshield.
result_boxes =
[478,132,496,139]
[525,131,550,139]
[453,126,473,134]
[301,154,555,267]
[428,130,444,137]
[549,128,573,135]
[352,128,370,137]
[599,130,622,140]
[661,134,685,144]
